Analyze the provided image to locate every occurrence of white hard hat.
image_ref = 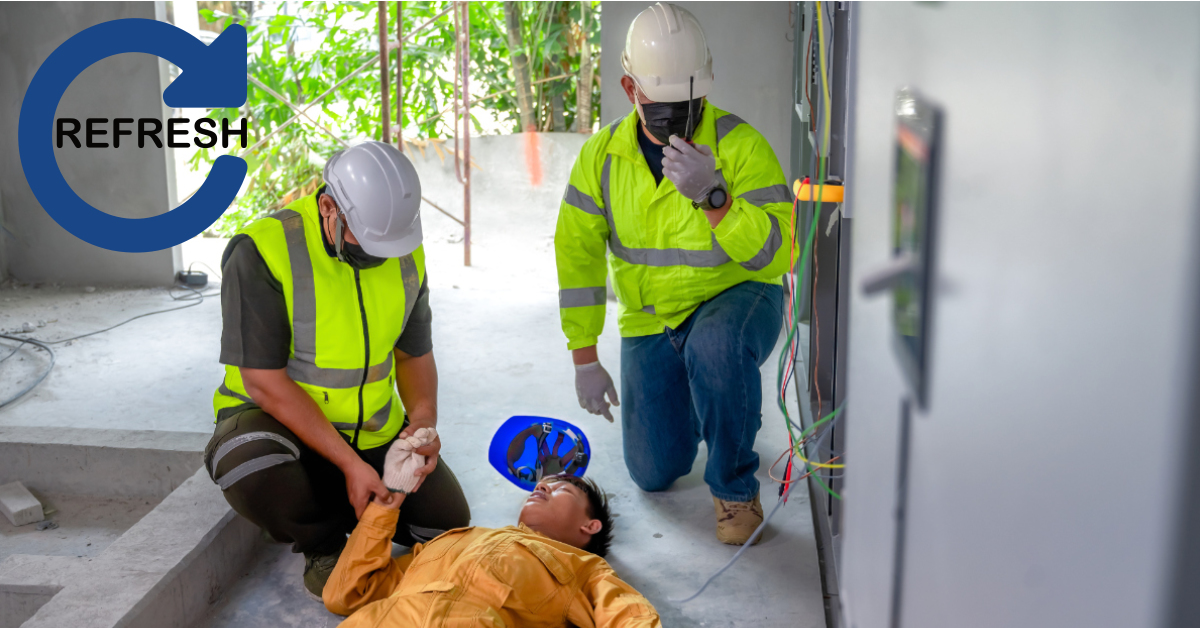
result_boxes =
[621,3,713,103]
[322,141,423,258]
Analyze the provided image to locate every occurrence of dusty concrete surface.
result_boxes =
[0,493,155,563]
[0,426,208,499]
[198,544,343,628]
[1,468,261,628]
[0,282,224,432]
[0,431,256,627]
[0,132,824,627]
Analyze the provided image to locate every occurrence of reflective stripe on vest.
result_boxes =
[596,142,784,271]
[559,115,788,273]
[213,195,424,449]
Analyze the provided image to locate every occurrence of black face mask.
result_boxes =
[333,213,387,270]
[340,241,387,270]
[638,97,704,144]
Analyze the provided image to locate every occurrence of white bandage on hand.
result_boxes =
[382,427,437,494]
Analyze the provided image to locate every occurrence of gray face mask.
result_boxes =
[334,212,387,270]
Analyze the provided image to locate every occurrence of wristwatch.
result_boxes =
[692,185,728,211]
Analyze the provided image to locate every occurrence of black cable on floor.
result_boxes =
[0,335,55,410]
[39,284,216,345]
[0,282,218,408]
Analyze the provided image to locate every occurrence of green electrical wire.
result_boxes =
[775,0,842,501]
[795,404,844,500]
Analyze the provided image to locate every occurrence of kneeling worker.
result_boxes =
[556,3,791,545]
[323,475,661,627]
[205,141,470,597]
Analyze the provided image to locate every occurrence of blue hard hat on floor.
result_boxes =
[488,416,591,491]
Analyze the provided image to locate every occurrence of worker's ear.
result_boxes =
[580,519,602,536]
[317,193,338,218]
[620,75,638,105]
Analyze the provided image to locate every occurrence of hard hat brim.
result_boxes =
[636,73,713,104]
[621,3,714,103]
[353,216,423,259]
[323,141,424,259]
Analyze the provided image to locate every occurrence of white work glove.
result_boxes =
[575,361,620,423]
[662,135,718,201]
[382,427,437,494]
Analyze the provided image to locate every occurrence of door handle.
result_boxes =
[861,253,917,296]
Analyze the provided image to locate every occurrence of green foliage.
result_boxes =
[192,1,600,237]
[516,1,602,132]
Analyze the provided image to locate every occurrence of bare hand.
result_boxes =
[398,423,441,490]
[344,459,389,519]
[378,491,406,510]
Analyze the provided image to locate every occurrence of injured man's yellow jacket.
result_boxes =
[324,502,662,627]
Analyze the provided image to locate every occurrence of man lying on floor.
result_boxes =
[323,474,662,627]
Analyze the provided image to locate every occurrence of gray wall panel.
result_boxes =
[842,3,1200,627]
[0,2,174,286]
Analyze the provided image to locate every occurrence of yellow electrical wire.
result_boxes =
[799,1,842,475]
[776,3,844,494]
[795,446,846,469]
[816,1,832,160]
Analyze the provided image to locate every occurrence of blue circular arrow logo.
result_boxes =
[18,19,248,253]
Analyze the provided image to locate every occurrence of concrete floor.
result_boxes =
[0,492,156,562]
[0,133,824,627]
[0,256,824,626]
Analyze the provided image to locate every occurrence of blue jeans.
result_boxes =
[620,281,784,502]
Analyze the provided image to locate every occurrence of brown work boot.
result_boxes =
[714,494,764,546]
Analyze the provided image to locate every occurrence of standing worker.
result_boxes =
[555,3,791,545]
[205,141,470,597]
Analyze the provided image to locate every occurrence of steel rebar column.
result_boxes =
[378,1,391,144]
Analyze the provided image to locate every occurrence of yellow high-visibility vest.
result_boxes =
[213,193,424,450]
[555,104,793,349]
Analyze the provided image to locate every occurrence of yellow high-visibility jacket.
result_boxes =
[324,502,661,627]
[555,104,793,349]
[212,193,424,450]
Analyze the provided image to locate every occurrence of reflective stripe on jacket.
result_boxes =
[324,502,661,627]
[554,103,793,350]
[212,193,425,450]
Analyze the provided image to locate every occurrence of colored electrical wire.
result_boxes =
[807,0,834,449]
[795,450,845,470]
[680,402,845,602]
[675,478,801,604]
[685,6,844,604]
[775,0,838,474]
[771,398,845,483]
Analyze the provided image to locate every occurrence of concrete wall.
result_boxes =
[408,132,589,253]
[601,1,795,174]
[840,4,1200,627]
[0,2,175,286]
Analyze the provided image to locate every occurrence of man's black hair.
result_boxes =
[550,474,614,557]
